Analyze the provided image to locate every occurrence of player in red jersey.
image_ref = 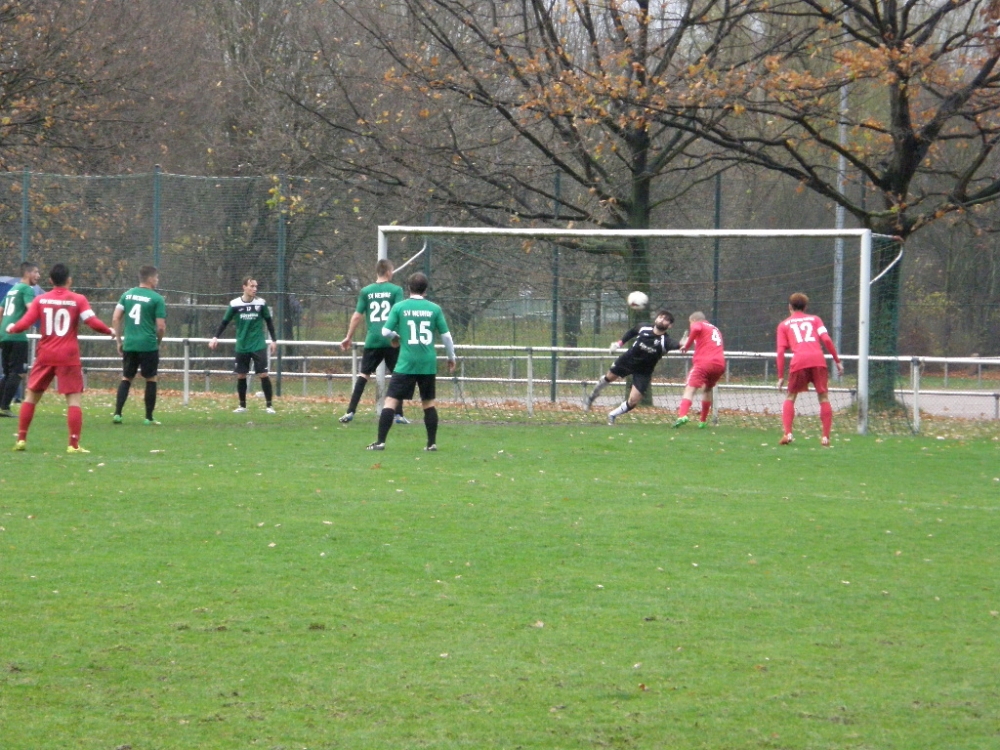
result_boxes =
[674,311,726,429]
[776,292,844,447]
[5,263,118,453]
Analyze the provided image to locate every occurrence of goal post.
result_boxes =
[378,225,880,434]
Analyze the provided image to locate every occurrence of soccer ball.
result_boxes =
[626,291,649,310]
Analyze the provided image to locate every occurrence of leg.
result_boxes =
[345,373,370,416]
[66,392,83,449]
[422,399,438,449]
[699,387,713,425]
[818,392,833,445]
[584,371,619,410]
[780,392,798,444]
[236,375,248,409]
[260,375,274,408]
[0,342,28,412]
[608,384,643,424]
[114,377,133,419]
[144,377,158,421]
[373,395,399,447]
[16,388,42,445]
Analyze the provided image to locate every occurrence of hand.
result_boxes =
[678,331,689,349]
[836,361,844,377]
[5,323,13,333]
[268,341,277,355]
[776,377,785,391]
[390,337,400,348]
[208,337,218,350]
[340,338,351,351]
[609,340,621,353]
[447,359,456,373]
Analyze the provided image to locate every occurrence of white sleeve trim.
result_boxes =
[80,309,96,321]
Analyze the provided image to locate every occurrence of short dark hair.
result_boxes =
[139,265,158,283]
[49,263,70,286]
[789,292,809,311]
[242,277,257,288]
[19,261,38,278]
[407,272,429,295]
[375,259,394,277]
[654,308,674,325]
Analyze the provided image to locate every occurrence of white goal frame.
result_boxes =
[378,226,876,435]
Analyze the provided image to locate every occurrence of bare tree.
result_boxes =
[670,0,1000,403]
[288,0,766,298]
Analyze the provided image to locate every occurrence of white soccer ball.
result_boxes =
[626,291,649,310]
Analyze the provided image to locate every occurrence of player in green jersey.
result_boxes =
[338,258,408,424]
[209,277,278,413]
[0,262,41,417]
[367,272,455,452]
[111,266,167,425]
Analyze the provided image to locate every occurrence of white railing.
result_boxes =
[18,336,1000,431]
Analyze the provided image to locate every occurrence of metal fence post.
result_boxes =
[526,347,534,417]
[911,357,921,434]
[183,339,190,406]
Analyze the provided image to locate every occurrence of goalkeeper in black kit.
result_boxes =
[584,308,679,425]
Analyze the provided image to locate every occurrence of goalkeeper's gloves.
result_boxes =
[609,340,621,353]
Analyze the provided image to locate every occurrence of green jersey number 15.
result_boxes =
[406,319,433,345]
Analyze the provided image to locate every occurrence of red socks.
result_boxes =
[678,398,692,418]
[782,400,795,435]
[700,401,711,422]
[17,402,35,441]
[67,405,83,448]
[820,401,833,438]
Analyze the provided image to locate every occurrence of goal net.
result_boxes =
[370,226,901,435]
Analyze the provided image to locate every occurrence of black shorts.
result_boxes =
[235,348,269,375]
[386,372,436,402]
[610,360,654,395]
[122,350,160,379]
[359,346,400,377]
[0,340,30,376]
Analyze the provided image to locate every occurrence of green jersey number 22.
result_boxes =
[368,300,391,323]
[406,319,433,345]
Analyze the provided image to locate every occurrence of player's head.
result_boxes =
[242,277,258,296]
[375,259,394,279]
[653,308,674,331]
[49,263,71,287]
[689,311,706,323]
[20,261,39,283]
[139,265,159,287]
[407,272,429,296]
[789,292,809,311]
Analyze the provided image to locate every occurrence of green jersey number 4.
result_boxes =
[128,303,143,325]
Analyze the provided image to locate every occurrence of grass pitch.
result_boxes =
[2,394,999,749]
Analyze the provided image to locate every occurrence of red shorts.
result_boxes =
[787,366,829,395]
[27,363,85,395]
[686,362,726,390]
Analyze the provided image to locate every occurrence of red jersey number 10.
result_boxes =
[42,306,72,337]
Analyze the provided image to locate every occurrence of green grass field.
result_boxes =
[2,393,999,749]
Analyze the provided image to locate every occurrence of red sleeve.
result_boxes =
[682,321,700,353]
[84,314,113,335]
[819,332,841,365]
[8,299,40,334]
[776,324,788,379]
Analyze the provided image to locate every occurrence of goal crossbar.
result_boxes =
[378,225,876,434]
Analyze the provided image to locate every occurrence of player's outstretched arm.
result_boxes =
[340,312,364,350]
